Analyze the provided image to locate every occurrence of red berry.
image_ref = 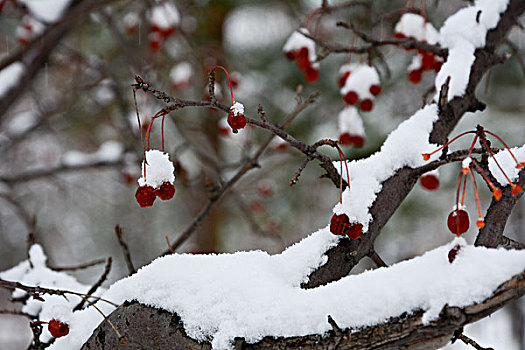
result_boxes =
[360,99,373,112]
[330,213,349,236]
[339,132,352,146]
[297,56,310,70]
[227,110,247,132]
[343,91,359,105]
[349,135,365,148]
[149,38,161,51]
[48,319,69,338]
[408,69,423,84]
[285,50,297,60]
[135,185,156,207]
[150,24,161,32]
[420,174,439,190]
[298,47,309,59]
[218,126,230,136]
[393,32,406,39]
[258,184,273,197]
[369,84,382,96]
[156,182,175,200]
[447,209,469,236]
[433,60,443,73]
[305,66,319,83]
[330,214,362,239]
[422,52,435,71]
[338,71,350,87]
[448,244,461,263]
[250,201,264,213]
[162,26,175,38]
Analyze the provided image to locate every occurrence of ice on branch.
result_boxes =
[488,145,525,186]
[333,104,439,232]
[137,149,175,188]
[0,244,97,343]
[435,0,509,100]
[48,238,525,350]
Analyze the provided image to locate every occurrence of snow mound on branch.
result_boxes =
[0,245,98,343]
[332,104,439,231]
[62,141,123,166]
[20,0,72,23]
[436,0,509,101]
[47,238,525,350]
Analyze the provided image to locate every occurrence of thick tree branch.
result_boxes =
[302,0,525,289]
[82,271,525,349]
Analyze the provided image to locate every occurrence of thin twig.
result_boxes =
[500,235,525,250]
[454,332,494,350]
[50,258,107,272]
[114,225,136,275]
[73,257,112,311]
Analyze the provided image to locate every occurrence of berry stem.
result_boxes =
[484,130,523,168]
[469,167,483,221]
[471,158,501,199]
[161,114,167,152]
[480,137,514,186]
[461,171,467,207]
[336,146,351,204]
[213,66,235,105]
[423,131,476,160]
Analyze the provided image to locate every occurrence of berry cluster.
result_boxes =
[48,319,69,338]
[283,28,320,83]
[393,13,443,84]
[136,150,176,207]
[338,106,365,148]
[147,2,180,51]
[339,63,381,112]
[423,126,524,236]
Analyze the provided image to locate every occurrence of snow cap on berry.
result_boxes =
[283,28,319,68]
[230,102,244,116]
[338,106,365,139]
[138,150,175,188]
[394,13,439,44]
[169,62,193,88]
[148,2,180,30]
[340,64,380,100]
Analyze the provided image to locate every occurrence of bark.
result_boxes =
[82,271,525,349]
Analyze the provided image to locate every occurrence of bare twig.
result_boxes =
[369,251,388,268]
[73,257,112,311]
[453,331,494,350]
[499,235,525,250]
[50,258,107,272]
[114,225,136,275]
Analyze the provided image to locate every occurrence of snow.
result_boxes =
[137,149,175,188]
[394,13,440,44]
[62,141,123,166]
[338,106,364,136]
[45,238,525,350]
[148,2,180,29]
[169,62,193,85]
[340,64,379,100]
[19,0,72,23]
[230,102,244,115]
[333,104,440,231]
[488,145,525,186]
[283,28,319,68]
[0,245,96,343]
[7,110,39,135]
[436,0,509,100]
[0,62,25,98]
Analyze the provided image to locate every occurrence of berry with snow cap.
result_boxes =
[338,106,365,148]
[213,66,247,133]
[340,63,381,112]
[156,181,176,200]
[136,149,176,207]
[283,28,320,83]
[48,319,69,338]
[148,1,180,38]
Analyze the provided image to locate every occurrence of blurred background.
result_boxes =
[0,0,524,348]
